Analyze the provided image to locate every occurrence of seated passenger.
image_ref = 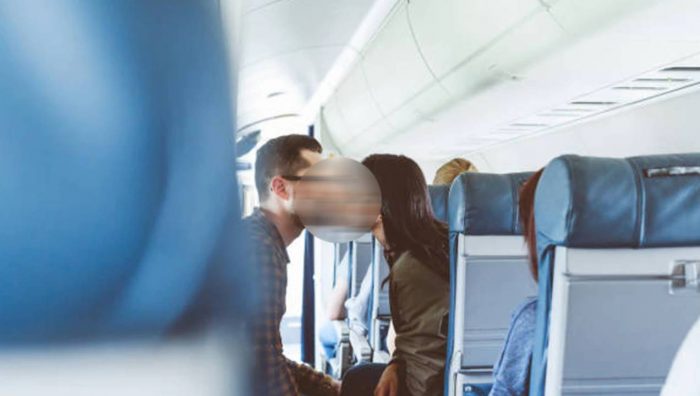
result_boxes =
[490,169,543,396]
[432,157,478,185]
[319,252,373,359]
[341,154,450,396]
[319,251,350,360]
[662,316,700,395]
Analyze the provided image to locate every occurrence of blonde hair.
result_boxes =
[432,158,478,185]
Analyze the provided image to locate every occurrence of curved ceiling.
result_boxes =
[237,0,376,135]
[319,0,700,169]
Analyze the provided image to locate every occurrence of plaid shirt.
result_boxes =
[245,209,338,396]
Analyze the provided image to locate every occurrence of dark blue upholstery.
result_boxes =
[0,1,249,345]
[530,153,700,396]
[535,153,700,249]
[444,171,533,395]
[429,184,450,223]
[448,172,534,235]
[463,383,493,396]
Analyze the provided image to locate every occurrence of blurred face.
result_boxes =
[268,149,322,227]
[292,157,382,243]
[289,150,322,226]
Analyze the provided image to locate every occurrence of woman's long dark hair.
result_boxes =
[362,154,449,282]
[519,169,544,282]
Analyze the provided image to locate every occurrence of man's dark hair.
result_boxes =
[254,134,322,202]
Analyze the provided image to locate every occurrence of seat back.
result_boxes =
[0,1,248,394]
[532,154,700,396]
[446,172,536,396]
[350,235,373,298]
[429,184,451,223]
[334,243,350,287]
[369,237,392,361]
[342,235,375,367]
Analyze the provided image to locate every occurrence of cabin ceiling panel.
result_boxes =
[320,0,700,169]
[406,0,542,77]
[237,0,375,134]
[359,4,433,115]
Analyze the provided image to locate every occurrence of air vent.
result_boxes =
[613,86,667,91]
[635,78,691,83]
[488,57,700,148]
[510,123,549,127]
[660,66,700,72]
[499,127,531,132]
[569,101,617,105]
[552,108,594,113]
[488,132,525,139]
[539,113,580,117]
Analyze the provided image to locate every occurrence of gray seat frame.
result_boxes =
[448,235,536,396]
[545,246,700,395]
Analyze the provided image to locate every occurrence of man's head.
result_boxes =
[254,134,323,207]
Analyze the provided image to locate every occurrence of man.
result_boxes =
[245,134,340,396]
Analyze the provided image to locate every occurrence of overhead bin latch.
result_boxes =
[670,260,700,295]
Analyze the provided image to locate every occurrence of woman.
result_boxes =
[489,169,543,396]
[432,157,478,185]
[341,154,450,396]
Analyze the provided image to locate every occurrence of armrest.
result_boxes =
[331,320,349,343]
[327,320,353,379]
[373,350,390,363]
[348,327,373,363]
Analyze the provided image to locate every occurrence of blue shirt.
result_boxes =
[345,266,373,335]
[490,297,537,396]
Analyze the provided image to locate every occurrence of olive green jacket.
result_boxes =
[390,251,450,396]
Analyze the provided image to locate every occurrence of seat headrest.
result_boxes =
[0,2,248,344]
[536,153,700,248]
[448,172,534,235]
[428,184,450,223]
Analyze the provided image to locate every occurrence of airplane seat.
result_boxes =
[347,236,374,363]
[328,237,373,377]
[429,184,451,223]
[445,172,537,396]
[0,2,250,395]
[530,153,700,396]
[350,236,373,298]
[367,236,393,363]
[321,243,350,374]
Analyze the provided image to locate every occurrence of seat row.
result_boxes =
[330,153,700,396]
[446,153,700,396]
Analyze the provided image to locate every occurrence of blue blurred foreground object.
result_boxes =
[0,1,252,394]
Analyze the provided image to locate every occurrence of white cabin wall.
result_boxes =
[469,88,700,173]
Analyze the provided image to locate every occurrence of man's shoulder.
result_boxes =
[243,210,271,237]
[242,210,263,228]
[243,210,289,264]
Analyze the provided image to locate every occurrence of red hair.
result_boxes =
[519,169,544,282]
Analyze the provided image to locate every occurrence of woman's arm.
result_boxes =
[490,299,536,396]
[374,361,401,396]
[326,278,348,320]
